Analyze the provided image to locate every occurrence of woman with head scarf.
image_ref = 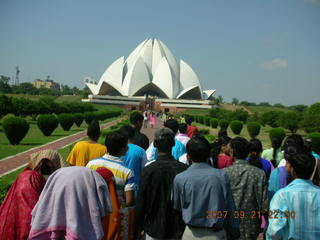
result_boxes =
[29,166,112,240]
[0,149,65,240]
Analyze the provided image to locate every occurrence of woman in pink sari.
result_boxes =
[148,112,157,128]
[0,150,65,240]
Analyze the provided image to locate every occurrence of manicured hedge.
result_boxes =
[2,116,29,145]
[210,118,219,128]
[73,113,84,127]
[247,122,261,138]
[269,127,286,142]
[37,114,59,136]
[230,120,243,135]
[219,119,229,130]
[58,113,74,131]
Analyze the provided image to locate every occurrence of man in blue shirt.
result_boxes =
[267,151,320,239]
[172,135,240,240]
[120,125,148,195]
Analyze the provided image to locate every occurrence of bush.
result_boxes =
[277,112,302,133]
[84,112,96,125]
[2,116,29,144]
[37,114,58,136]
[269,128,286,142]
[247,122,261,138]
[74,113,84,127]
[198,116,205,124]
[210,118,219,128]
[230,120,243,135]
[204,134,216,143]
[301,113,320,133]
[199,128,210,135]
[204,117,211,126]
[307,132,320,155]
[219,119,229,130]
[58,113,74,131]
[229,109,249,123]
[261,111,284,127]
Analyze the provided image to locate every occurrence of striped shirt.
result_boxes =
[267,179,320,240]
[86,154,135,205]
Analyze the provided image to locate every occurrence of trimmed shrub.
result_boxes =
[199,128,210,135]
[210,118,219,128]
[204,134,216,143]
[2,116,29,145]
[37,114,58,136]
[230,120,243,135]
[307,132,320,155]
[198,116,205,124]
[269,127,286,142]
[84,112,96,125]
[204,117,211,126]
[74,113,84,127]
[58,113,74,131]
[247,122,261,138]
[219,119,229,130]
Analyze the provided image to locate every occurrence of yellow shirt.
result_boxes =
[67,141,107,166]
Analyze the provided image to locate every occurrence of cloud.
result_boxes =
[260,58,288,70]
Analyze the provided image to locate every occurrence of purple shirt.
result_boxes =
[246,157,273,179]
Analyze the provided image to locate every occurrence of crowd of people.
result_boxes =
[0,112,319,240]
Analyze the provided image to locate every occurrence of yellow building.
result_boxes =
[33,79,60,90]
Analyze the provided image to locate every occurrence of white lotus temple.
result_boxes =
[83,38,215,111]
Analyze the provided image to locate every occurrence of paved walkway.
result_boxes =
[0,117,163,177]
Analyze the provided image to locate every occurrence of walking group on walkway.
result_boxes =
[0,112,319,240]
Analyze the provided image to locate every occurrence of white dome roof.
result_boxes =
[86,38,214,99]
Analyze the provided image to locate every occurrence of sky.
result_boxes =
[0,0,320,106]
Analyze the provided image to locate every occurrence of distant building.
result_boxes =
[33,78,60,90]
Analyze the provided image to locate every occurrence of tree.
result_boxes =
[308,102,320,115]
[0,75,12,93]
[261,111,284,127]
[232,98,239,105]
[218,95,223,103]
[287,104,308,113]
[0,95,13,117]
[258,101,271,107]
[273,103,285,109]
[278,112,302,133]
[61,85,73,95]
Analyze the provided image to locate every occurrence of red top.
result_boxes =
[217,155,233,169]
[0,169,46,240]
[186,125,198,138]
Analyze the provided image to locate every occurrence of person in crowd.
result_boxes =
[136,128,188,240]
[95,167,121,240]
[268,134,306,199]
[28,167,112,240]
[176,123,190,147]
[247,138,273,180]
[185,115,198,138]
[67,120,106,166]
[224,137,268,240]
[210,136,233,169]
[0,150,65,240]
[262,136,284,167]
[130,111,149,150]
[172,135,240,240]
[267,152,320,239]
[143,111,148,128]
[119,125,148,194]
[149,112,157,128]
[218,129,228,138]
[146,119,186,162]
[87,130,135,207]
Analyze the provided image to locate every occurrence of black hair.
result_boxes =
[184,115,193,125]
[119,125,135,140]
[285,147,315,179]
[164,119,179,134]
[104,130,128,156]
[248,138,263,169]
[218,129,228,138]
[271,136,283,166]
[187,135,211,163]
[130,111,144,125]
[87,120,100,140]
[210,136,231,168]
[154,131,175,153]
[283,134,304,150]
[230,137,250,160]
[178,123,188,134]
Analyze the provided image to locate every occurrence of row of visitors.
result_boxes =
[0,112,319,240]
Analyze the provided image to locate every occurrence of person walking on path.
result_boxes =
[67,120,106,167]
[173,135,240,240]
[143,111,148,128]
[176,123,190,147]
[0,150,65,240]
[185,115,198,138]
[148,112,157,128]
[130,111,149,151]
[267,152,320,239]
[224,137,268,240]
[136,128,188,240]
